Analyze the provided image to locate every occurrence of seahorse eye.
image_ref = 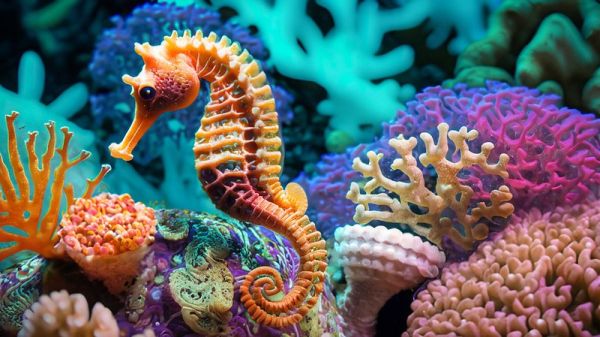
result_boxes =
[139,86,156,100]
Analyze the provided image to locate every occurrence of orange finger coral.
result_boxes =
[347,122,514,250]
[0,111,110,261]
[57,193,156,294]
[405,199,600,337]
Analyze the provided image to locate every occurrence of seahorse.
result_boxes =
[108,30,328,328]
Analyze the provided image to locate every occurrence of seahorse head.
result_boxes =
[109,41,199,161]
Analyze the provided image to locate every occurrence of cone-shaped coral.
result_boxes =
[333,225,445,337]
[57,193,156,294]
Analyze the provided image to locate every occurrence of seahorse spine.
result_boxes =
[162,31,328,327]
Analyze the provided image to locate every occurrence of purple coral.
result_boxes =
[298,82,600,238]
[89,3,294,164]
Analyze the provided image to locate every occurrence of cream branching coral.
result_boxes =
[18,290,119,337]
[0,111,110,261]
[405,199,600,337]
[347,122,514,249]
[57,193,156,294]
[333,224,445,337]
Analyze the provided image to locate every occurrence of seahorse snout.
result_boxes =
[109,111,158,161]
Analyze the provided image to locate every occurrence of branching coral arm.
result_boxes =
[0,111,110,261]
[347,122,514,250]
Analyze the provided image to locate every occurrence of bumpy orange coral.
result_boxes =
[58,193,156,256]
[109,30,327,327]
[0,112,110,261]
[347,122,514,249]
[57,193,156,294]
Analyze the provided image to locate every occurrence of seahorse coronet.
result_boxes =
[110,29,328,328]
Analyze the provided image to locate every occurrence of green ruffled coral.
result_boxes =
[169,221,234,336]
[446,0,600,114]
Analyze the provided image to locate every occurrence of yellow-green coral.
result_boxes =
[346,122,514,250]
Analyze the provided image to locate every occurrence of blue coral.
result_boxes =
[89,3,294,164]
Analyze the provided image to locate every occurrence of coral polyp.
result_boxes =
[58,193,156,256]
[58,193,156,294]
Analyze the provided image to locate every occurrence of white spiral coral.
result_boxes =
[333,225,445,337]
[18,290,119,337]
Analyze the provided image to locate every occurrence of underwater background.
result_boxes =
[0,0,599,336]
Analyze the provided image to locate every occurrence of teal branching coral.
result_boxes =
[0,51,99,194]
[187,0,498,149]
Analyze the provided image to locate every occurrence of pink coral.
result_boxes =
[58,193,156,294]
[19,290,118,337]
[59,193,156,256]
[404,199,600,337]
[334,225,445,337]
[389,82,600,209]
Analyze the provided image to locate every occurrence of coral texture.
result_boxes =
[333,225,445,337]
[117,210,343,337]
[298,82,600,238]
[447,0,600,114]
[19,290,119,337]
[0,256,46,335]
[0,51,101,194]
[0,112,110,261]
[58,193,156,294]
[347,122,514,250]
[109,30,327,327]
[198,0,498,147]
[405,199,600,337]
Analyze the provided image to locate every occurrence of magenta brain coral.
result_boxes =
[299,81,600,238]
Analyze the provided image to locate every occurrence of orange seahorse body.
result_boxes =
[108,30,327,327]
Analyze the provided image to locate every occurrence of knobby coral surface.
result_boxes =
[298,82,600,238]
[19,290,119,337]
[333,224,445,337]
[347,122,514,250]
[405,198,600,337]
[57,193,156,294]
[0,256,46,335]
[447,0,600,114]
[117,210,342,337]
[0,112,110,261]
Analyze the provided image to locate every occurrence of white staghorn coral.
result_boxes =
[333,225,445,337]
[18,290,119,337]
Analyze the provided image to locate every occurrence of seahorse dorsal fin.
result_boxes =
[285,182,308,214]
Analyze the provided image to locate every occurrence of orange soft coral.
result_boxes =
[57,193,156,294]
[0,112,110,261]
